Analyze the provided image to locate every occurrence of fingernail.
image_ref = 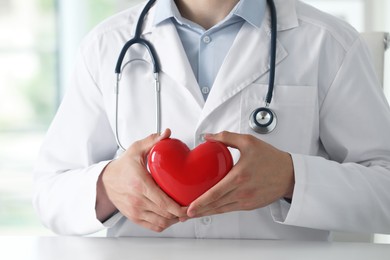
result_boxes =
[187,209,197,218]
[200,133,213,142]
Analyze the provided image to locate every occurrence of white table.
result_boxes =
[1,236,390,260]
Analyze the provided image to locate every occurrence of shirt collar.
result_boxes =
[153,0,180,26]
[153,0,267,29]
[235,0,266,28]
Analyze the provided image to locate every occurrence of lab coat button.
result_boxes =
[201,216,212,225]
[202,36,211,44]
[201,86,210,94]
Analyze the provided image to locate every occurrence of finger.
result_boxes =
[190,201,240,218]
[158,128,171,140]
[135,220,165,233]
[143,175,187,218]
[205,131,261,154]
[140,211,180,232]
[134,217,178,233]
[187,188,237,218]
[130,128,171,156]
[204,131,243,149]
[143,197,177,219]
[187,172,238,217]
[120,195,179,232]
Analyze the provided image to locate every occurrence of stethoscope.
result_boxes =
[115,0,278,151]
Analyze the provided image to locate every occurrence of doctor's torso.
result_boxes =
[56,0,385,238]
[91,1,337,153]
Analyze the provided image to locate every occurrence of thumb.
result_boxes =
[130,128,171,156]
[204,131,243,150]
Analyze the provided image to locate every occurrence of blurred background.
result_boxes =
[0,0,389,241]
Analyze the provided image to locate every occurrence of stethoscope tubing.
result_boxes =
[265,0,277,106]
[115,59,161,151]
[114,0,278,150]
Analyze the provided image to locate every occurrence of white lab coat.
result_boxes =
[34,0,390,239]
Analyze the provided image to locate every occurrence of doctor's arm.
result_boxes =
[33,38,183,235]
[188,36,390,234]
[33,44,119,235]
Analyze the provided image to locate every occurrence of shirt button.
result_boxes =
[202,35,211,44]
[201,86,210,94]
[201,216,212,225]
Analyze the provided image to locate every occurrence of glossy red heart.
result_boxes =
[148,138,233,206]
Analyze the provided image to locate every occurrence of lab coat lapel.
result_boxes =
[146,21,205,108]
[198,21,288,125]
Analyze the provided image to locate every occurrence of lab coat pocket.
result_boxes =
[240,84,319,154]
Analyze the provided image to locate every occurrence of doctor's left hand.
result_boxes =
[186,131,295,218]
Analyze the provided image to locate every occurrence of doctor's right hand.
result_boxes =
[96,129,187,232]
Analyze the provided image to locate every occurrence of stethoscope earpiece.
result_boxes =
[249,107,277,134]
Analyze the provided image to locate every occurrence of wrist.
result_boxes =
[282,152,295,199]
[96,162,118,222]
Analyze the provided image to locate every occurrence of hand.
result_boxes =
[186,131,294,218]
[97,129,187,232]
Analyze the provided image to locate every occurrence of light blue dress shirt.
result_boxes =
[154,0,266,100]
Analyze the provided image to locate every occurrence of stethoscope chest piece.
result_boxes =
[249,107,277,134]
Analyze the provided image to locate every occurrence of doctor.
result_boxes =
[34,0,390,239]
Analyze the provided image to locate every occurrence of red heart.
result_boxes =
[148,138,233,206]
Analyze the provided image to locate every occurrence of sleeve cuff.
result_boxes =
[102,211,124,228]
[269,153,306,225]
